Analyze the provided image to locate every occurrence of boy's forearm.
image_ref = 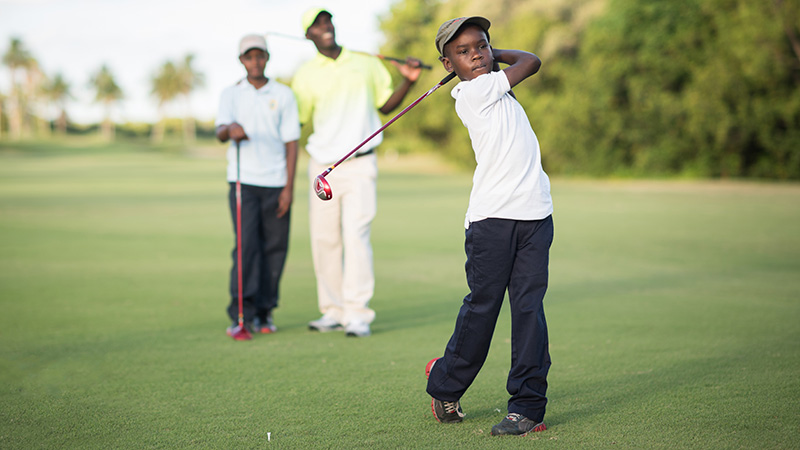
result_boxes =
[216,124,230,142]
[492,48,542,88]
[493,49,540,69]
[276,140,299,218]
[379,78,416,115]
[284,140,299,190]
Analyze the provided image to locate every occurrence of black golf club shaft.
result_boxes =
[374,54,433,70]
[266,32,433,69]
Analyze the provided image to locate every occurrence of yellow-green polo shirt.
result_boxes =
[292,48,393,165]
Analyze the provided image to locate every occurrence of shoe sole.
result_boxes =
[491,422,546,436]
[430,398,443,423]
[426,358,440,422]
[425,357,438,379]
[345,331,370,337]
[308,324,343,332]
[528,423,547,434]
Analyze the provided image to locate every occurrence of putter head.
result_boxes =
[229,324,252,341]
[314,175,333,201]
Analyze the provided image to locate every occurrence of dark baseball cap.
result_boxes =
[435,16,491,57]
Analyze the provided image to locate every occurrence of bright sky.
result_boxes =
[0,0,395,124]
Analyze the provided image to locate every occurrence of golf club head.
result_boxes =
[314,175,333,201]
[229,324,252,341]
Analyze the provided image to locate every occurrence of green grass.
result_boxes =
[1,139,799,449]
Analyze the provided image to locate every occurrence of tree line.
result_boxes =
[1,37,203,142]
[3,0,798,179]
[378,0,800,179]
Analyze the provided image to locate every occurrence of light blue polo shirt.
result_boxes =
[216,79,301,187]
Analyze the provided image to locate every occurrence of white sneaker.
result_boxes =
[345,321,371,337]
[308,315,343,332]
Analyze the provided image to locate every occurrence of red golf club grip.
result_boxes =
[235,141,243,326]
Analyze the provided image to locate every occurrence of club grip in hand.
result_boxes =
[379,55,433,70]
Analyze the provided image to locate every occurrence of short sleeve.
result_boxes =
[371,58,394,109]
[291,69,313,125]
[458,71,511,114]
[279,88,301,143]
[215,86,235,127]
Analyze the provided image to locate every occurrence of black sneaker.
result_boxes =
[254,315,277,334]
[491,413,546,436]
[425,357,464,423]
[431,398,465,423]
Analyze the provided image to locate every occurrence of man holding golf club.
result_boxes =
[424,17,554,436]
[292,8,422,337]
[216,34,300,337]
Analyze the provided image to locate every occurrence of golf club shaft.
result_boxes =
[235,141,244,326]
[321,72,457,176]
[374,54,432,70]
[265,32,433,69]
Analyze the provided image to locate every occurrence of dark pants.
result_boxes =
[426,216,553,422]
[227,183,290,324]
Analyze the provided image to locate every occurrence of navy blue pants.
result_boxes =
[426,216,553,422]
[227,183,290,324]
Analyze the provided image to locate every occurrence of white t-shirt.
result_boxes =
[215,79,301,187]
[451,70,553,228]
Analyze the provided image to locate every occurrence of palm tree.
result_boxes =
[24,60,46,136]
[150,61,181,143]
[0,91,6,139]
[3,37,34,140]
[41,72,72,135]
[89,64,123,141]
[177,54,205,143]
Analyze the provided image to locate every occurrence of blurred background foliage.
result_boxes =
[2,0,798,179]
[379,0,800,179]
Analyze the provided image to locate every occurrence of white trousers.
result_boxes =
[308,154,377,326]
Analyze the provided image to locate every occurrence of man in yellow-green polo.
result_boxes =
[292,7,422,337]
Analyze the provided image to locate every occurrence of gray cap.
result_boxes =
[435,16,491,57]
[239,34,267,56]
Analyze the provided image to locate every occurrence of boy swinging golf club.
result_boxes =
[424,17,555,437]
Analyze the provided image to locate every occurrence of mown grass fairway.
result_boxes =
[1,140,798,449]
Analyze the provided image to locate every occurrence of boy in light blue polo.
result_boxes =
[216,34,300,335]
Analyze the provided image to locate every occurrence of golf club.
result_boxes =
[266,32,433,70]
[229,140,252,341]
[314,72,457,201]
